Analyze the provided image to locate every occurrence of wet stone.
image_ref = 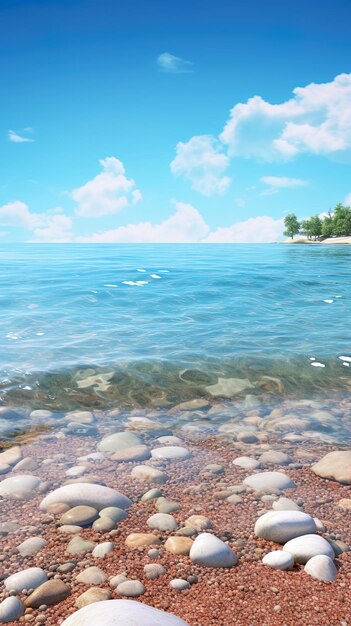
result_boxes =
[60,506,99,527]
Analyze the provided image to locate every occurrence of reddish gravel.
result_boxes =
[0,430,350,626]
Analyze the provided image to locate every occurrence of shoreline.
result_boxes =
[282,236,351,244]
[0,408,350,625]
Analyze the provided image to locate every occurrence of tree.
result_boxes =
[321,212,334,238]
[332,203,351,236]
[308,215,323,239]
[284,213,300,239]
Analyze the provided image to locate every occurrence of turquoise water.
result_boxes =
[0,243,351,412]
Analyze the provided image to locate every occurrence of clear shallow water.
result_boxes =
[0,243,351,412]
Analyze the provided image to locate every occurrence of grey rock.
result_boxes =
[0,596,25,622]
[116,580,145,597]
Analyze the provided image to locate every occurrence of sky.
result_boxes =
[1,0,351,243]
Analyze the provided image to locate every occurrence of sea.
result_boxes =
[0,243,350,443]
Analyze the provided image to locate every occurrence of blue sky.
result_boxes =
[1,0,351,242]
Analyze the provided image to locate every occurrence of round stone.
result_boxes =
[144,564,167,579]
[185,515,212,531]
[131,465,168,484]
[99,507,128,523]
[98,432,142,453]
[110,445,151,462]
[272,497,302,511]
[67,536,97,555]
[190,533,237,568]
[76,587,112,608]
[147,513,177,531]
[5,568,47,593]
[304,554,337,581]
[25,580,71,608]
[125,533,162,548]
[40,483,131,511]
[259,450,292,465]
[156,497,181,513]
[17,537,47,557]
[262,551,294,570]
[92,517,116,532]
[170,578,191,590]
[60,599,190,625]
[141,488,163,502]
[165,537,193,555]
[233,456,260,469]
[0,596,25,622]
[76,567,108,585]
[151,446,191,460]
[283,534,335,563]
[255,511,316,544]
[116,580,145,597]
[243,472,296,493]
[92,542,114,558]
[312,451,351,484]
[0,475,40,499]
[60,506,99,526]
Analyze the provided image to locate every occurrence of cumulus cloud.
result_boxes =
[0,201,73,242]
[344,193,351,205]
[76,201,209,243]
[157,52,193,74]
[71,157,142,217]
[8,129,34,143]
[220,73,351,160]
[203,216,284,243]
[75,202,282,244]
[170,135,231,196]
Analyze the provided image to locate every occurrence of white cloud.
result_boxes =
[220,73,351,160]
[344,193,351,205]
[0,201,72,242]
[157,52,193,74]
[170,135,231,196]
[260,175,308,195]
[71,157,142,217]
[8,129,34,143]
[76,201,209,243]
[32,215,73,243]
[203,216,284,243]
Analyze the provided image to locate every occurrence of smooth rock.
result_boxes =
[283,534,335,563]
[185,515,212,531]
[98,432,142,453]
[165,536,193,555]
[0,596,25,622]
[189,533,237,568]
[206,377,253,397]
[67,536,97,555]
[147,513,177,531]
[237,432,258,444]
[0,446,22,466]
[76,567,108,585]
[110,575,128,588]
[141,488,163,502]
[99,507,128,523]
[170,578,190,590]
[304,554,337,582]
[92,542,114,558]
[17,537,47,557]
[312,451,351,484]
[131,465,168,484]
[60,599,190,625]
[151,446,191,461]
[92,517,116,532]
[156,497,181,513]
[243,471,296,493]
[259,451,292,465]
[5,567,47,592]
[125,533,162,548]
[76,587,111,608]
[61,506,99,527]
[157,436,184,445]
[40,483,131,511]
[110,445,151,462]
[66,466,86,478]
[272,497,302,511]
[255,511,316,543]
[233,456,260,469]
[25,580,70,608]
[262,551,294,570]
[116,580,145,597]
[0,475,40,498]
[59,525,83,534]
[227,494,243,504]
[13,457,39,472]
[144,564,167,579]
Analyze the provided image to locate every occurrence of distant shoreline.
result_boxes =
[282,236,351,244]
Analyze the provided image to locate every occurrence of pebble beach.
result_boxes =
[0,399,350,626]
